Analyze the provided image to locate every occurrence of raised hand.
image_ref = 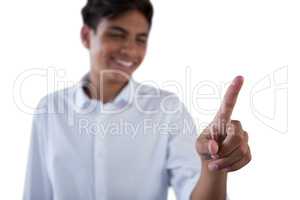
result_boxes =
[196,76,251,172]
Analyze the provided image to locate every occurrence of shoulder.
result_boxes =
[34,85,77,114]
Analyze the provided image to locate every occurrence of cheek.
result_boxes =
[140,46,147,57]
[91,42,118,64]
[137,46,147,63]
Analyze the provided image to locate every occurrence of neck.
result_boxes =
[85,72,128,104]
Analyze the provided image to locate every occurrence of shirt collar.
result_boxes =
[74,72,137,110]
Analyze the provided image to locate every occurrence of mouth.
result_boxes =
[112,58,135,69]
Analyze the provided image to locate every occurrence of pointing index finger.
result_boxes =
[215,76,244,124]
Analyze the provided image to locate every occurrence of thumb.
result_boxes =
[208,140,219,156]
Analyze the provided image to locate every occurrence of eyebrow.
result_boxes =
[108,26,149,37]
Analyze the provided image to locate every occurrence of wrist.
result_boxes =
[201,159,228,179]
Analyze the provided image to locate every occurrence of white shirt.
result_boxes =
[23,73,202,200]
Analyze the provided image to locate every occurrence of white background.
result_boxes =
[0,0,299,199]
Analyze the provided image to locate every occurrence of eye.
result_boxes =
[107,29,126,39]
[108,32,125,39]
[136,36,148,45]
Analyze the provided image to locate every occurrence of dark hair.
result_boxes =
[81,0,154,32]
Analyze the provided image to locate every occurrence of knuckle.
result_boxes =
[243,131,249,141]
[233,132,244,142]
[231,120,241,126]
[226,123,235,130]
[240,145,249,156]
[231,120,242,130]
[221,118,227,124]
[226,124,235,136]
[195,141,202,154]
[195,137,201,145]
[202,128,211,136]
[231,119,239,123]
[195,138,207,154]
[196,138,203,149]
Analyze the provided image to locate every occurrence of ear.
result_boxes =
[80,25,92,49]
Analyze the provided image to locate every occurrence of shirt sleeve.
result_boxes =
[165,98,201,200]
[23,98,53,200]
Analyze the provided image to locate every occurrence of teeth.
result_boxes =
[115,59,133,68]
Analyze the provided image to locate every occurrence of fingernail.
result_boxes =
[208,140,219,155]
[236,75,244,80]
[208,164,219,171]
[232,76,244,86]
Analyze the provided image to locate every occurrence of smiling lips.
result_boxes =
[114,58,135,69]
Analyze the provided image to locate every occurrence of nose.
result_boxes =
[120,38,139,59]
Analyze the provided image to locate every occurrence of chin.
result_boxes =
[106,73,131,84]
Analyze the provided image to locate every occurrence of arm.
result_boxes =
[23,100,53,200]
[191,161,227,200]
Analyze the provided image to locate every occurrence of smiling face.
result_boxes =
[81,10,150,85]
